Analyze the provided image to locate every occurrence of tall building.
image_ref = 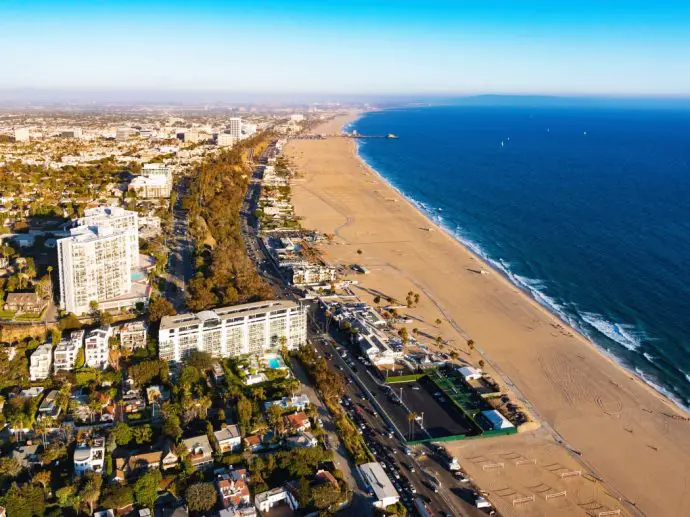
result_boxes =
[14,128,30,142]
[158,301,307,363]
[128,164,173,199]
[78,207,139,265]
[58,226,133,315]
[228,118,242,139]
[30,344,53,381]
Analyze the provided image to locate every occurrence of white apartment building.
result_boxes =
[119,321,147,350]
[30,344,53,381]
[53,330,85,372]
[129,163,173,198]
[85,326,113,370]
[78,207,139,265]
[228,118,242,139]
[58,226,133,315]
[14,128,30,142]
[291,264,337,287]
[217,133,236,147]
[158,300,307,363]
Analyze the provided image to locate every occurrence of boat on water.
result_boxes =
[386,133,398,139]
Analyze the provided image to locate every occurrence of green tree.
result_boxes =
[162,414,183,441]
[134,470,162,509]
[32,470,52,493]
[180,365,200,387]
[132,424,153,445]
[74,347,85,368]
[147,297,176,323]
[0,457,22,478]
[311,482,341,509]
[56,484,77,507]
[81,472,103,515]
[112,422,132,446]
[185,482,217,513]
[185,350,214,372]
[0,482,46,517]
[102,484,134,510]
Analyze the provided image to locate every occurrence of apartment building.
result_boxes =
[78,206,139,265]
[85,326,113,370]
[291,263,337,287]
[73,437,105,476]
[53,330,85,372]
[30,344,53,381]
[217,133,236,147]
[58,226,133,315]
[14,128,30,142]
[158,300,307,363]
[129,164,173,198]
[228,117,242,139]
[119,321,147,350]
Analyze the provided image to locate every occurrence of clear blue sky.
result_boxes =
[1,1,689,95]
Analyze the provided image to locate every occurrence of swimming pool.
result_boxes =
[264,354,287,369]
[267,358,281,369]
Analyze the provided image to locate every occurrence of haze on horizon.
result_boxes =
[2,0,690,97]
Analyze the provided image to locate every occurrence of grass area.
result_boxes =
[15,311,43,321]
[0,310,16,320]
[384,373,426,384]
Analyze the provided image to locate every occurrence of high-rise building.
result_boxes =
[14,128,30,142]
[58,226,133,315]
[158,300,307,363]
[30,344,53,381]
[228,118,242,139]
[77,207,139,266]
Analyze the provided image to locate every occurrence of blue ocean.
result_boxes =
[350,104,690,411]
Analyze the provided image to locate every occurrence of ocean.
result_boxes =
[350,105,690,411]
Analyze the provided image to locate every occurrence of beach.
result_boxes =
[285,113,690,516]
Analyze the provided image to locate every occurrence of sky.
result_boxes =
[1,1,690,97]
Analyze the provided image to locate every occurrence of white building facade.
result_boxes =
[53,330,85,372]
[78,207,139,265]
[158,301,307,363]
[228,118,242,139]
[85,326,113,370]
[30,344,53,381]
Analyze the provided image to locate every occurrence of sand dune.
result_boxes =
[285,113,690,517]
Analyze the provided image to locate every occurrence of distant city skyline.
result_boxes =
[1,1,689,96]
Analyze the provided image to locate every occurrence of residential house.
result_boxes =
[29,343,53,381]
[73,437,106,476]
[283,412,311,434]
[183,435,213,470]
[12,444,43,470]
[121,378,146,413]
[85,326,112,369]
[119,321,147,350]
[254,486,299,514]
[4,292,45,314]
[214,424,242,454]
[53,330,84,372]
[243,434,262,453]
[263,394,310,413]
[37,390,61,418]
[216,469,251,509]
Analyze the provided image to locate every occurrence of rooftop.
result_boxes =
[359,462,399,502]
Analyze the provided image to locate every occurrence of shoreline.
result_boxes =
[286,112,690,516]
[348,110,690,416]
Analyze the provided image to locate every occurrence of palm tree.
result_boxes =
[407,412,418,440]
[435,318,442,327]
[467,339,475,353]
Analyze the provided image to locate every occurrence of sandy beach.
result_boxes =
[285,113,690,517]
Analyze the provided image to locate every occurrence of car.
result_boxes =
[411,386,421,391]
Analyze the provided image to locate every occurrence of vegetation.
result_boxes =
[186,133,273,310]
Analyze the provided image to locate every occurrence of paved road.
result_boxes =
[164,176,194,310]
[309,327,484,517]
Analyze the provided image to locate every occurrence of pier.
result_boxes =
[336,132,399,139]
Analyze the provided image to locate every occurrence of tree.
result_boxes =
[147,296,176,323]
[132,424,153,445]
[217,408,226,424]
[237,395,253,431]
[81,472,103,515]
[435,318,442,327]
[99,310,113,326]
[186,482,217,513]
[373,295,381,304]
[467,339,475,352]
[59,312,82,330]
[56,484,77,507]
[398,327,409,344]
[162,414,183,441]
[0,482,46,517]
[74,347,85,368]
[89,300,99,313]
[267,404,285,435]
[185,350,214,371]
[102,484,134,510]
[356,249,362,255]
[0,457,22,478]
[478,359,485,369]
[112,422,132,446]
[134,470,162,509]
[180,365,201,387]
[33,470,52,493]
[311,482,341,509]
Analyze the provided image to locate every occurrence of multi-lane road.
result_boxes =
[165,176,194,310]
